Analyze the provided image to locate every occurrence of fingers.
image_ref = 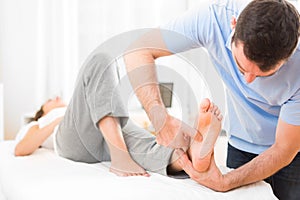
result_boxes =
[184,124,199,139]
[175,148,198,179]
[184,128,202,144]
[156,118,193,148]
[155,133,166,146]
[156,131,190,149]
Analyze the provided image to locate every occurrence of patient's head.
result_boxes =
[34,97,66,121]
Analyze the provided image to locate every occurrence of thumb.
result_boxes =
[175,149,199,179]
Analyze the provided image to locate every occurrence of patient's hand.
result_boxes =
[176,148,228,192]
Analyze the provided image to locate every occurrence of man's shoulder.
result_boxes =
[210,0,250,15]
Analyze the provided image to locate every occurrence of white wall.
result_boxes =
[0,0,41,139]
[0,0,226,140]
[182,49,226,116]
[155,49,224,126]
[77,0,188,67]
[0,84,3,141]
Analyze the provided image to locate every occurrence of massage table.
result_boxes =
[0,140,278,200]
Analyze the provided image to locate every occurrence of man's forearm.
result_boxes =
[223,144,297,191]
[123,34,193,147]
[124,29,172,114]
[124,50,167,122]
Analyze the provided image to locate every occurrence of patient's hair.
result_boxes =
[233,0,300,72]
[34,106,44,121]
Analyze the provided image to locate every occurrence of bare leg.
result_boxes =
[98,116,149,177]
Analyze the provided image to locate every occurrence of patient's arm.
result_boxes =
[14,117,62,156]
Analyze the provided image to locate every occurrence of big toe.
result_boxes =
[200,98,211,113]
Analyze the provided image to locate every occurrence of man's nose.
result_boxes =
[244,73,256,83]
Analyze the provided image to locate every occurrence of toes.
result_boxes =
[214,109,220,116]
[133,172,149,177]
[210,103,222,120]
[117,172,128,177]
[144,173,150,177]
[110,167,149,177]
[200,98,211,112]
[217,114,223,121]
[208,102,215,113]
[211,104,218,114]
[213,106,223,121]
[141,172,150,177]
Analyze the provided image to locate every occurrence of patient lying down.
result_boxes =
[95,98,222,177]
[15,96,222,177]
[14,97,66,156]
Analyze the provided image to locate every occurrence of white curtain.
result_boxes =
[77,0,191,66]
[36,0,78,103]
[35,0,195,103]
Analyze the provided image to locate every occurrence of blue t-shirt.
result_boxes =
[161,0,300,154]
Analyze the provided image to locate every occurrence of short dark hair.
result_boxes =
[233,0,300,72]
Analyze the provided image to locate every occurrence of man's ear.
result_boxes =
[230,16,237,30]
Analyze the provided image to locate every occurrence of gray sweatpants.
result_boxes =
[55,53,174,175]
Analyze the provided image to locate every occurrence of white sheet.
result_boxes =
[0,141,278,200]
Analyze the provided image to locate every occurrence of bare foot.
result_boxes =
[110,153,150,177]
[188,98,222,172]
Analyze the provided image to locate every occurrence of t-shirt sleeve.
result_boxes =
[280,88,300,125]
[15,121,39,142]
[160,0,214,53]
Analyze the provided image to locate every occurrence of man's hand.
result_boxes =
[151,107,199,148]
[158,115,199,149]
[176,148,229,192]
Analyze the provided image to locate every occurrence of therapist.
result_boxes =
[124,0,300,199]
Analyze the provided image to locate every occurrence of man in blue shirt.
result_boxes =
[125,0,300,199]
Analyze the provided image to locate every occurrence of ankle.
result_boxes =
[110,150,132,162]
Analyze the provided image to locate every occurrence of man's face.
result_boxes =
[230,17,285,84]
[231,41,284,84]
